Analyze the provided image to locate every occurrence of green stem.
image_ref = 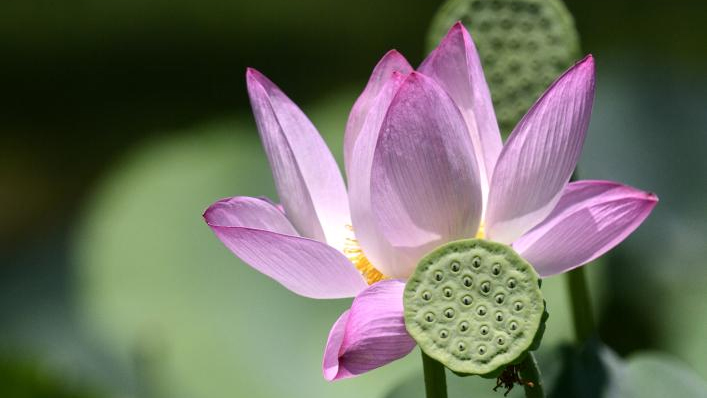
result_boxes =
[565,169,596,344]
[566,266,595,342]
[421,351,448,398]
[518,353,545,398]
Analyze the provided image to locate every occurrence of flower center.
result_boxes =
[343,225,385,285]
[475,222,486,239]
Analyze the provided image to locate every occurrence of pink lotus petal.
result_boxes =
[348,71,409,277]
[513,180,658,277]
[322,280,416,381]
[344,50,413,176]
[419,22,502,205]
[370,72,483,278]
[204,196,367,299]
[486,56,596,244]
[246,68,351,251]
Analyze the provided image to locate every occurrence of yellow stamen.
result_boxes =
[475,222,486,239]
[343,225,386,285]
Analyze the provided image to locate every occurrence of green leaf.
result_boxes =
[550,340,707,398]
[426,0,581,136]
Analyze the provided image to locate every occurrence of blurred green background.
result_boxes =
[1,0,706,397]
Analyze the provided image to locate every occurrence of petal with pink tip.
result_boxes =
[486,56,596,244]
[322,280,416,381]
[513,180,658,277]
[246,68,350,251]
[204,196,367,299]
[370,72,483,278]
[419,22,502,203]
[344,50,413,175]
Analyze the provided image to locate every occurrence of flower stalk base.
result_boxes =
[422,350,448,398]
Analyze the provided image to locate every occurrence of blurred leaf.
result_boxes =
[617,353,707,398]
[0,354,105,398]
[388,342,707,398]
[551,340,707,398]
[426,0,581,135]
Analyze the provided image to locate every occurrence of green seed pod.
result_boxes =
[404,239,546,376]
[426,0,581,136]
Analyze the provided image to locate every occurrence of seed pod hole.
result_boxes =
[422,291,432,301]
[495,312,504,322]
[425,313,435,323]
[477,306,487,316]
[514,301,524,311]
[507,278,517,289]
[492,263,502,275]
[463,275,473,287]
[440,329,449,339]
[459,321,469,332]
[450,261,461,272]
[461,295,473,306]
[444,308,455,319]
[472,256,482,269]
[495,293,505,304]
[443,287,453,298]
[480,281,491,294]
[434,271,444,282]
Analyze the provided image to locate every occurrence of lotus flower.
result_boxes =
[203,23,657,381]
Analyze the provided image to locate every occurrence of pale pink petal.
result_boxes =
[486,56,596,243]
[513,181,658,277]
[344,50,413,176]
[348,71,408,277]
[246,68,350,251]
[204,196,367,299]
[370,72,483,278]
[322,280,416,381]
[419,22,502,205]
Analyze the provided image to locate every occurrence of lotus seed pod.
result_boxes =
[426,0,581,136]
[403,239,546,376]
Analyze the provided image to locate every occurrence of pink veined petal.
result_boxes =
[348,71,409,278]
[246,68,351,251]
[204,196,367,299]
[344,50,413,176]
[486,55,596,244]
[419,22,502,207]
[322,280,416,381]
[370,72,483,278]
[513,180,658,277]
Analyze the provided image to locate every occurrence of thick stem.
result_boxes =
[421,351,448,398]
[519,353,545,398]
[566,266,595,342]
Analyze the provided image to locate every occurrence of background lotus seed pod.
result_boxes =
[426,0,582,136]
[404,239,546,376]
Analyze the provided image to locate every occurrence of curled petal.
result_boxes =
[246,68,351,250]
[204,197,367,299]
[344,50,413,175]
[419,22,502,204]
[513,181,658,277]
[322,280,416,381]
[486,56,596,243]
[370,72,483,278]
